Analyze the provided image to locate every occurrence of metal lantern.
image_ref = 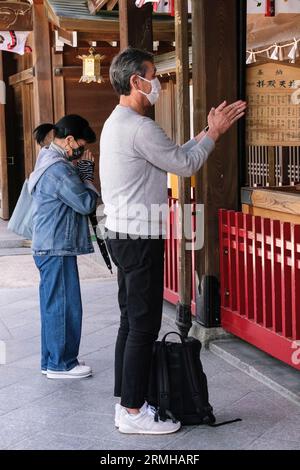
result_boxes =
[77,47,104,84]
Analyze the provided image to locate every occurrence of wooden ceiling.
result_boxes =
[44,0,176,41]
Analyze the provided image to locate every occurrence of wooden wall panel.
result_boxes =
[64,77,118,190]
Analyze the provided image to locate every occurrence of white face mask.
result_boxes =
[137,76,161,105]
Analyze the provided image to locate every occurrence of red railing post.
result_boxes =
[271,219,282,333]
[219,209,229,308]
[281,222,292,338]
[262,218,272,328]
[252,216,263,324]
[227,211,237,311]
[291,224,300,340]
[244,213,254,319]
[235,212,245,315]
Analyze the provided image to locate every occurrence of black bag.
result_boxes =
[148,332,241,427]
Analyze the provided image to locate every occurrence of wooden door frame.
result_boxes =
[9,69,35,179]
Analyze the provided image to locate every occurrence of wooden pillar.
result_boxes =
[119,0,153,51]
[21,82,35,179]
[118,0,154,120]
[0,52,9,220]
[52,51,65,123]
[174,0,192,337]
[32,0,53,127]
[192,0,241,326]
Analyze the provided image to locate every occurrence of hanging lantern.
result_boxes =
[77,47,104,84]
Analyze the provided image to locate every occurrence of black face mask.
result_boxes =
[67,141,85,161]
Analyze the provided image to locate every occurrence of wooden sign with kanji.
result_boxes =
[246,62,300,146]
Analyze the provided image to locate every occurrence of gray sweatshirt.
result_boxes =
[99,104,215,236]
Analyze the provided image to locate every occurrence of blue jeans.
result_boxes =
[33,255,83,371]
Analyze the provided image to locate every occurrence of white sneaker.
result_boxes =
[119,403,181,435]
[41,360,85,375]
[46,364,92,379]
[115,403,124,428]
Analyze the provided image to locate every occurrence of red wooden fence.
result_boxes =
[219,209,300,370]
[164,194,196,315]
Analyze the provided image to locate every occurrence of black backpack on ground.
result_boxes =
[147,332,241,427]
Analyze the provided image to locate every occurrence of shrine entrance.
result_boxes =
[221,0,300,370]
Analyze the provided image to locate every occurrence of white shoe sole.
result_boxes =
[46,371,92,379]
[42,361,86,375]
[118,424,181,435]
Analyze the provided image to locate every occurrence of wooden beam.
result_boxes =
[32,1,53,127]
[251,188,300,216]
[88,0,109,15]
[56,28,77,48]
[107,0,118,10]
[52,65,110,79]
[8,68,34,86]
[119,0,153,50]
[174,0,192,336]
[0,52,9,220]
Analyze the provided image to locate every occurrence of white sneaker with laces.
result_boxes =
[118,403,181,435]
[46,364,92,379]
[41,360,86,375]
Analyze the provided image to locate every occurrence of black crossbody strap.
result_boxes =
[157,342,171,419]
[209,418,242,427]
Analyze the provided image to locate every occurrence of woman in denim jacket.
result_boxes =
[28,114,99,379]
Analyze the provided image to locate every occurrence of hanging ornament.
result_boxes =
[135,0,159,7]
[265,0,275,17]
[270,44,279,60]
[135,0,175,16]
[246,51,256,65]
[0,30,30,55]
[77,47,105,84]
[288,39,298,64]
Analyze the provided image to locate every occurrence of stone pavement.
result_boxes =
[1,278,300,450]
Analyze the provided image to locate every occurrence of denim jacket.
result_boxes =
[28,143,99,256]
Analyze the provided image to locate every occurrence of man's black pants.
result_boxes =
[106,232,165,409]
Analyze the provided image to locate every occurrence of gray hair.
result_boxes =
[109,47,154,96]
